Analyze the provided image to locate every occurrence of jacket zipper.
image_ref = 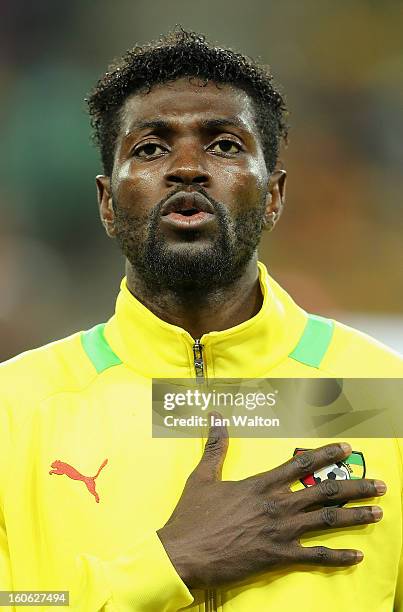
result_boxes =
[192,339,205,380]
[193,338,217,612]
[206,588,218,611]
[192,341,217,610]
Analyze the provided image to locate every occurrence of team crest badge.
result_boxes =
[293,448,366,489]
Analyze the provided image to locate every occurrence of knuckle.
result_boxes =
[357,479,373,496]
[205,435,221,450]
[320,507,338,527]
[319,479,341,498]
[294,450,315,472]
[314,546,330,562]
[263,499,280,519]
[353,507,371,523]
[204,436,224,458]
[324,444,341,461]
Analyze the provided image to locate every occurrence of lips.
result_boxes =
[160,191,216,231]
[161,191,215,217]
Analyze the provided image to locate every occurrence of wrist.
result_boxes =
[157,527,195,588]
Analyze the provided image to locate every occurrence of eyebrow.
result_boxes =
[125,116,251,136]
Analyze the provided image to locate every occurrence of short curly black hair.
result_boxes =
[86,27,289,176]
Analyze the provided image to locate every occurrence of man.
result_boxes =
[1,28,402,611]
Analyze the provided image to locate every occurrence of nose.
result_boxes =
[164,143,211,187]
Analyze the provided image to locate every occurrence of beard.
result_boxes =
[113,187,267,297]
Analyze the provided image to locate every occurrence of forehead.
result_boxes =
[119,77,258,136]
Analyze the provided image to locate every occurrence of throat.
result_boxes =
[126,260,263,339]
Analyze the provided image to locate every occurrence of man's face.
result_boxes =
[97,77,281,294]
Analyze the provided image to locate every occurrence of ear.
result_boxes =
[96,175,116,237]
[263,169,287,232]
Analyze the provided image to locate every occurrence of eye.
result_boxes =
[133,142,168,158]
[209,139,242,155]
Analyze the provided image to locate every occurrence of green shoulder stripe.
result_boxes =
[289,314,335,368]
[81,323,122,374]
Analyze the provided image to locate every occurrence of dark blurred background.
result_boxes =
[1,0,402,360]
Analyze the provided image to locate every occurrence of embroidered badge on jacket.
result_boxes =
[293,448,366,506]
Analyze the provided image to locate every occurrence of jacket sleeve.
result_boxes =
[72,532,194,611]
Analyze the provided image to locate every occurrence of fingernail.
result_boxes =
[340,442,352,455]
[374,480,387,495]
[372,506,383,521]
[355,550,364,562]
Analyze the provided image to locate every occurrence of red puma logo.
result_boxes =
[49,458,108,503]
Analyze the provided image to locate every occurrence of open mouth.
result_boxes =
[173,208,201,217]
[160,191,216,230]
[161,191,215,216]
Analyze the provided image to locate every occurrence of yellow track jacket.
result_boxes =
[1,261,403,611]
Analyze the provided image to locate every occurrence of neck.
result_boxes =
[125,254,263,340]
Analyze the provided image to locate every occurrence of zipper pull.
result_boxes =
[192,339,205,380]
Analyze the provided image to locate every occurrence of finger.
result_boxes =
[291,478,386,511]
[297,545,363,566]
[262,442,352,488]
[190,412,229,483]
[297,504,382,536]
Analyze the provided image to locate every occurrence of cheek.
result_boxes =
[112,161,160,211]
[217,162,266,207]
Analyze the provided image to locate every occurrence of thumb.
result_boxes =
[192,412,229,483]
